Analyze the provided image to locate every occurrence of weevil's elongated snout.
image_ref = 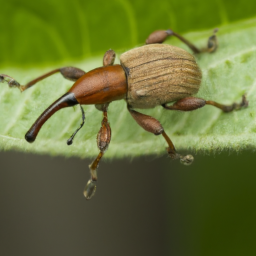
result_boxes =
[25,92,78,143]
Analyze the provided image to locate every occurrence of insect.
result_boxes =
[1,29,248,199]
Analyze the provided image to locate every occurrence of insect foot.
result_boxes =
[84,179,97,200]
[232,94,249,111]
[84,153,102,200]
[0,74,21,90]
[167,147,194,166]
[205,94,249,112]
[207,28,218,53]
[225,94,249,112]
[179,154,194,166]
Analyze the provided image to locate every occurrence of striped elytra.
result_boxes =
[120,44,202,109]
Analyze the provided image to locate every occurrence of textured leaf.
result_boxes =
[1,18,256,158]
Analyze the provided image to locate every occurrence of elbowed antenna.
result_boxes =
[25,92,78,143]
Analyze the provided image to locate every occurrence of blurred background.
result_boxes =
[1,0,256,255]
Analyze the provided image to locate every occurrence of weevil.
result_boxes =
[1,29,248,199]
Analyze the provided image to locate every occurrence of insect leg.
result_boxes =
[103,49,116,66]
[128,106,194,165]
[205,95,248,112]
[146,28,218,53]
[84,103,111,199]
[2,67,86,92]
[162,95,248,113]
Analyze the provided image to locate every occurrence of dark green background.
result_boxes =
[1,1,256,255]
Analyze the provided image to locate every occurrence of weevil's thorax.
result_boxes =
[120,44,202,109]
[69,65,127,105]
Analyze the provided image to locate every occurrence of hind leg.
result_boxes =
[162,95,248,113]
[146,28,218,53]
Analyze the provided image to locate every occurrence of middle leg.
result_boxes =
[128,106,194,165]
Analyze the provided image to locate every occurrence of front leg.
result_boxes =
[84,103,111,200]
[2,49,116,92]
[1,67,86,92]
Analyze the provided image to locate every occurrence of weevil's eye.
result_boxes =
[83,180,97,200]
[180,154,194,166]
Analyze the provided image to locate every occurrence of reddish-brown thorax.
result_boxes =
[69,65,127,105]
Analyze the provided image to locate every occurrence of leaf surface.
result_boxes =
[1,19,256,158]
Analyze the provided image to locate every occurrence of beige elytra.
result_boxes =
[120,44,202,109]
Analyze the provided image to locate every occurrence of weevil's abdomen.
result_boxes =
[120,44,202,109]
[69,65,127,105]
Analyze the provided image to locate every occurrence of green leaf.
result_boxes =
[1,0,256,67]
[1,18,256,158]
